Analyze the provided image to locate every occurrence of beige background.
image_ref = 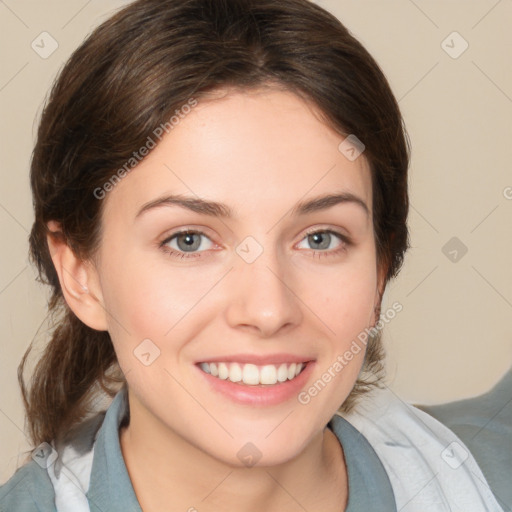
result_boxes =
[1,0,511,483]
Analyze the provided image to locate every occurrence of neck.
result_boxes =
[119,392,348,512]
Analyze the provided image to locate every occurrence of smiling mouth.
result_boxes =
[198,361,308,386]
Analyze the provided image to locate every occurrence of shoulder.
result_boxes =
[0,459,56,512]
[417,367,512,510]
[0,397,117,512]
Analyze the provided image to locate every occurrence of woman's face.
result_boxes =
[94,88,381,466]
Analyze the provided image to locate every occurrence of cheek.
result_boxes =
[294,260,378,425]
[98,249,222,363]
[303,248,378,340]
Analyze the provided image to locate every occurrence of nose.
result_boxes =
[223,249,303,338]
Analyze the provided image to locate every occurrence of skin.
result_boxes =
[47,87,385,512]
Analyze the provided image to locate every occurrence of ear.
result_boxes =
[46,221,108,331]
[371,261,388,326]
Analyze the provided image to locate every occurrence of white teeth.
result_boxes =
[199,361,307,385]
[218,362,229,380]
[260,364,277,385]
[277,363,288,382]
[229,362,242,382]
[242,364,260,385]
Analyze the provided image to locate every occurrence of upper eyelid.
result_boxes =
[160,226,217,244]
[302,226,349,239]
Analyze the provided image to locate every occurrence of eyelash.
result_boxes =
[159,227,352,260]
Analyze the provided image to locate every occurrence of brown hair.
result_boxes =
[20,0,410,448]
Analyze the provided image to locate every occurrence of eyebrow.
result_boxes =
[135,192,369,219]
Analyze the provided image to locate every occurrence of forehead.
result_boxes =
[103,88,372,222]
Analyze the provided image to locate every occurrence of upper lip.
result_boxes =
[196,353,315,366]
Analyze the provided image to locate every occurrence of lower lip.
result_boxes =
[196,362,315,406]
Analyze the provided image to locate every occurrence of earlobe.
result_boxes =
[46,221,108,331]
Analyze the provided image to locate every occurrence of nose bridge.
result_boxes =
[224,236,302,337]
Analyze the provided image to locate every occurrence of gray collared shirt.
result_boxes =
[0,386,396,511]
[2,367,511,511]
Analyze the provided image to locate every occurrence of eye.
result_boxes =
[160,230,214,258]
[296,229,351,257]
[159,227,351,260]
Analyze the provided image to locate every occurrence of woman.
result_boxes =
[0,0,507,510]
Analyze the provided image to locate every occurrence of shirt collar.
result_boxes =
[329,414,396,510]
[85,386,395,511]
[86,385,142,512]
